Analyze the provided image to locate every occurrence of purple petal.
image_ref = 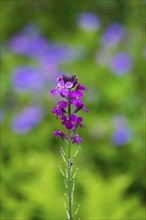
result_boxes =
[50,89,56,96]
[72,99,82,107]
[65,81,73,88]
[70,115,77,122]
[54,130,59,136]
[56,87,62,95]
[62,89,69,97]
[58,81,64,87]
[60,101,68,108]
[61,115,67,121]
[76,90,83,98]
[56,108,62,116]
[52,107,57,113]
[78,83,87,90]
[77,117,83,123]
[83,106,88,113]
[69,91,76,98]
[66,122,74,129]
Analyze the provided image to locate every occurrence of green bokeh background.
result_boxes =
[0,1,145,220]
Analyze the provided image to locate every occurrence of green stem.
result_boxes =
[67,96,73,220]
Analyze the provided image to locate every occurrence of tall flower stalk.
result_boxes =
[50,74,88,219]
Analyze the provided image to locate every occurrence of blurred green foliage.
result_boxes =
[0,1,145,220]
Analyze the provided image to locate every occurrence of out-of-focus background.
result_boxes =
[0,1,145,219]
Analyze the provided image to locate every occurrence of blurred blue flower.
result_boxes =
[20,23,41,37]
[77,12,101,31]
[101,23,126,48]
[111,127,131,146]
[12,66,46,92]
[11,105,44,134]
[0,109,4,124]
[9,35,49,57]
[111,116,131,146]
[39,43,85,65]
[9,35,30,55]
[110,52,133,75]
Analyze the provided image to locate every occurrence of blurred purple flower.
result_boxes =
[111,126,131,146]
[9,35,31,55]
[12,66,45,92]
[11,105,43,134]
[20,24,41,37]
[110,52,133,75]
[111,115,131,146]
[9,35,49,57]
[39,43,84,65]
[77,12,101,31]
[101,23,126,48]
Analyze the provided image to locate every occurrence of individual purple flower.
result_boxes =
[73,116,84,131]
[52,101,68,118]
[54,130,67,141]
[69,90,83,106]
[110,52,133,75]
[77,12,101,31]
[50,79,73,97]
[12,66,45,92]
[11,105,43,134]
[101,23,126,48]
[61,114,77,130]
[71,134,82,144]
[57,80,73,96]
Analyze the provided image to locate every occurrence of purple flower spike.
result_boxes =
[54,130,67,141]
[52,101,68,118]
[51,72,87,219]
[71,134,82,144]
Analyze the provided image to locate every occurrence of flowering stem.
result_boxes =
[67,96,73,220]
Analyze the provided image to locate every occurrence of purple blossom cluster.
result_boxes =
[51,74,88,144]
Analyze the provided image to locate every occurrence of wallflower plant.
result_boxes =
[50,74,88,220]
